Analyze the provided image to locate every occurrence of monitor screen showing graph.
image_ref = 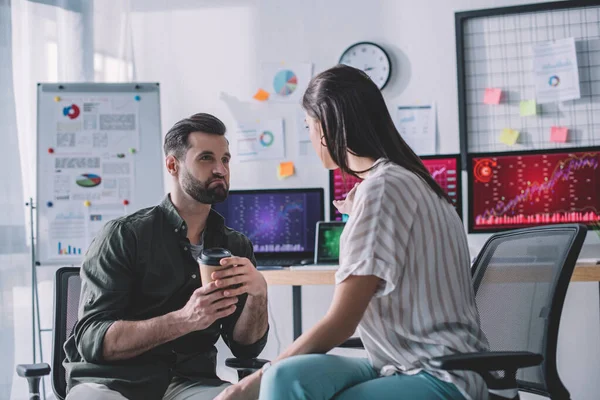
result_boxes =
[211,188,324,256]
[329,155,462,221]
[468,148,600,233]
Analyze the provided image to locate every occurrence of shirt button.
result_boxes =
[174,228,178,233]
[192,274,197,279]
[182,224,186,230]
[184,246,188,251]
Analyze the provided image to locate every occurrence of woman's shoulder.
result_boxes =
[365,161,422,190]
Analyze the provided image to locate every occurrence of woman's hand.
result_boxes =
[332,182,360,216]
[214,371,262,400]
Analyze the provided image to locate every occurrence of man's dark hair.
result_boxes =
[163,113,226,159]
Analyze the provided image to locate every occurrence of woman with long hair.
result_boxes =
[216,64,488,400]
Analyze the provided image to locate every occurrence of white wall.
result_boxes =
[130,1,600,398]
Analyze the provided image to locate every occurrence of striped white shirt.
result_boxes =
[336,159,489,400]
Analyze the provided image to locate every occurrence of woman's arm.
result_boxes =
[214,274,381,400]
[273,274,380,362]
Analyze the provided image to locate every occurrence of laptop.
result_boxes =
[290,221,345,270]
[211,188,325,267]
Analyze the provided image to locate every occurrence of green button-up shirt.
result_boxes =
[63,195,268,400]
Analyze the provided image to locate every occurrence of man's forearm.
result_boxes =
[102,310,190,361]
[232,294,268,345]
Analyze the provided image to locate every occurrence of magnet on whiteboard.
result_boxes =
[48,148,54,154]
[123,199,130,206]
[54,96,61,102]
[47,201,53,207]
[84,200,91,207]
[129,148,137,154]
[135,95,141,101]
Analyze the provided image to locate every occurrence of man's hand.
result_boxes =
[177,281,239,333]
[333,182,360,216]
[212,257,267,299]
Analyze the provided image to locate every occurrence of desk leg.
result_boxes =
[293,286,302,340]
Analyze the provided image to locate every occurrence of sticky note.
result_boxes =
[484,88,502,105]
[520,100,537,116]
[550,126,568,143]
[500,128,519,146]
[253,89,270,101]
[277,161,295,179]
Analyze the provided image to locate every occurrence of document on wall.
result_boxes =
[295,108,319,159]
[533,38,581,104]
[234,119,285,162]
[394,104,437,156]
[46,203,87,261]
[55,96,140,152]
[52,155,134,204]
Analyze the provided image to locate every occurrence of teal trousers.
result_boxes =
[259,354,467,400]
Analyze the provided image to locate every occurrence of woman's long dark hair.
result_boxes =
[302,64,450,203]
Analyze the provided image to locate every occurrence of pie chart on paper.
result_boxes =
[76,173,102,188]
[273,70,298,96]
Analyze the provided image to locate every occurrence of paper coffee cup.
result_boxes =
[198,248,232,284]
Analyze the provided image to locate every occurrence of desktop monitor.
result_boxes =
[329,154,462,221]
[211,188,325,262]
[468,147,600,233]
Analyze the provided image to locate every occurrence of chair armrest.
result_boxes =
[337,337,364,349]
[225,358,270,371]
[16,363,51,378]
[429,351,543,372]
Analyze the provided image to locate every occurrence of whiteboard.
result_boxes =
[456,1,600,158]
[36,83,164,265]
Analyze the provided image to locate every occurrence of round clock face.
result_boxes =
[339,42,391,90]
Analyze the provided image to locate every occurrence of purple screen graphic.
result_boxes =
[212,191,323,253]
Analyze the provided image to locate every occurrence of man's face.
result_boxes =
[177,132,231,204]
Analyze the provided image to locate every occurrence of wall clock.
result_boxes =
[339,42,392,90]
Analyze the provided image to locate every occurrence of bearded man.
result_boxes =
[63,113,269,400]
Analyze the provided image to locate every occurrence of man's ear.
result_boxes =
[166,155,179,176]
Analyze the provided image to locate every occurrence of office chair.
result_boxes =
[16,267,267,399]
[340,224,587,400]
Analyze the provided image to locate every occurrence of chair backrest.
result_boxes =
[51,267,81,400]
[472,224,586,399]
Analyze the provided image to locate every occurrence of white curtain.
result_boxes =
[3,1,135,398]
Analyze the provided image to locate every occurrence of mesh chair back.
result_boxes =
[51,267,81,400]
[472,224,586,398]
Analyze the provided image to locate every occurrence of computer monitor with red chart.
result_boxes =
[468,147,600,233]
[329,154,462,221]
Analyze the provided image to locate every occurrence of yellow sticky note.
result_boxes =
[253,89,270,101]
[500,128,520,146]
[277,161,295,179]
[520,100,537,116]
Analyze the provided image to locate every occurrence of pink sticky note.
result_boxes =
[550,126,568,143]
[483,88,502,105]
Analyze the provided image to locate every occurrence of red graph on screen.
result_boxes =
[330,157,460,221]
[471,150,600,230]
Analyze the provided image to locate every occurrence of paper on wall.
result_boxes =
[54,96,140,152]
[533,38,581,104]
[234,119,285,162]
[394,104,437,156]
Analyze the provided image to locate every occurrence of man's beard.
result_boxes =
[180,167,229,204]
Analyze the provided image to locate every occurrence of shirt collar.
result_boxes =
[366,158,388,178]
[159,194,225,237]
